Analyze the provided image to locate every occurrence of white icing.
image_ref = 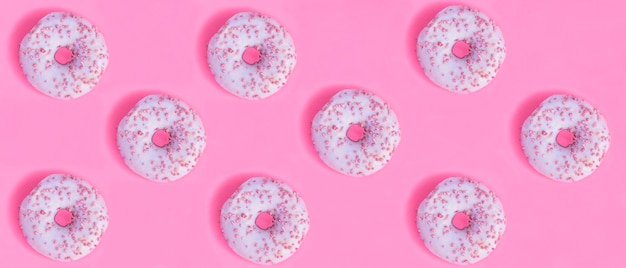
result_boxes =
[417,177,506,264]
[417,6,506,93]
[311,89,401,176]
[19,174,109,261]
[117,95,207,182]
[19,12,108,99]
[208,12,297,100]
[521,94,610,182]
[220,177,310,265]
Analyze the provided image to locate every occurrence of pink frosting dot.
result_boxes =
[452,40,470,58]
[255,212,274,230]
[151,129,171,148]
[242,47,261,65]
[556,129,575,147]
[54,208,74,227]
[452,212,471,230]
[346,124,365,142]
[54,47,73,65]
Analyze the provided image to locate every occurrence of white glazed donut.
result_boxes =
[311,89,401,176]
[19,174,109,262]
[417,6,506,93]
[207,11,297,100]
[220,177,310,265]
[521,94,610,182]
[117,94,207,182]
[19,11,108,100]
[417,177,506,265]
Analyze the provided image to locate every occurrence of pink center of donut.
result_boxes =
[346,124,365,142]
[54,47,73,65]
[152,129,171,147]
[242,47,261,65]
[255,212,274,230]
[452,41,471,59]
[54,208,73,227]
[556,129,575,147]
[452,212,471,230]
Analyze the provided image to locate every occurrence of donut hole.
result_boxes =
[54,208,73,227]
[452,40,471,59]
[255,212,274,230]
[346,124,365,142]
[242,47,261,65]
[152,129,171,147]
[452,212,471,230]
[556,129,575,147]
[54,47,73,65]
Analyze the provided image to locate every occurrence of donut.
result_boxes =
[117,94,207,182]
[220,177,310,265]
[311,89,401,176]
[521,94,610,182]
[207,11,297,100]
[417,5,506,93]
[19,174,109,261]
[417,177,506,265]
[19,11,108,100]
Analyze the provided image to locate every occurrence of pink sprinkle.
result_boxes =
[54,47,73,65]
[346,124,365,142]
[54,208,73,227]
[242,47,261,65]
[255,212,274,230]
[152,129,171,147]
[452,212,471,230]
[556,129,575,147]
[452,40,470,58]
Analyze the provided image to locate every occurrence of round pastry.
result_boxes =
[19,174,109,261]
[417,5,506,93]
[311,89,401,176]
[417,177,506,265]
[117,94,207,182]
[521,94,610,182]
[207,11,297,100]
[220,177,310,265]
[19,11,108,100]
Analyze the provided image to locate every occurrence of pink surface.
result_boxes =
[1,0,625,267]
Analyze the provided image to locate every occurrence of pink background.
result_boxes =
[1,0,626,267]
